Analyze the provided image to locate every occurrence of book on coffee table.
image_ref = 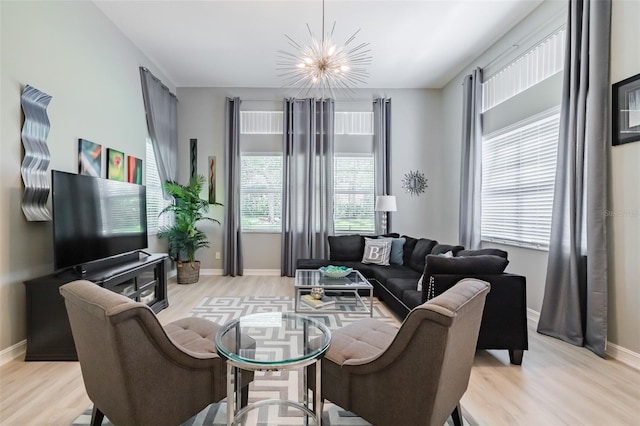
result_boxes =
[301,294,336,309]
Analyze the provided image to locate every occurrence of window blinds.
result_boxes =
[334,155,375,233]
[240,155,283,232]
[481,108,560,249]
[145,139,172,235]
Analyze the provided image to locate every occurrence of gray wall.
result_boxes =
[0,1,171,351]
[442,0,640,354]
[177,87,443,271]
[609,0,640,353]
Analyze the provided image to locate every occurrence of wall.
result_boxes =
[442,0,640,354]
[0,1,172,352]
[177,87,442,271]
[609,0,640,354]
[441,0,565,314]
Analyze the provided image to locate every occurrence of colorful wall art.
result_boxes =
[107,148,125,181]
[78,139,102,177]
[127,156,142,184]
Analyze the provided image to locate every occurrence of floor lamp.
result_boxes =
[375,195,397,234]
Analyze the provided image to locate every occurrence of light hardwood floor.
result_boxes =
[1,275,638,425]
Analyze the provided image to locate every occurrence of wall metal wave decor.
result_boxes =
[402,170,428,196]
[20,85,52,221]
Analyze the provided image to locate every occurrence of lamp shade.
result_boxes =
[374,195,397,212]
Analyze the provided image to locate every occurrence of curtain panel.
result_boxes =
[139,67,178,194]
[281,98,335,277]
[223,97,244,276]
[373,98,392,234]
[459,68,483,249]
[537,0,611,357]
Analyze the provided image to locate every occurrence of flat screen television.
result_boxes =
[52,170,148,271]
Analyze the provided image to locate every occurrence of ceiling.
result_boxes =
[94,0,542,89]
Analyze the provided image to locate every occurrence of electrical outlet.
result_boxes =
[215,251,221,260]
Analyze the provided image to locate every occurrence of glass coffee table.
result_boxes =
[215,312,331,426]
[295,269,374,317]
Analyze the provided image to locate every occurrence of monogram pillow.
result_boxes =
[362,238,392,266]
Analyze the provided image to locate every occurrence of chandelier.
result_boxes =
[276,0,372,98]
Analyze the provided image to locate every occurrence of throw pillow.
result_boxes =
[328,235,365,261]
[442,250,454,257]
[362,238,392,266]
[378,236,406,265]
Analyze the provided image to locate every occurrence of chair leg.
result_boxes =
[90,405,104,426]
[509,349,524,365]
[450,404,463,426]
[240,384,250,408]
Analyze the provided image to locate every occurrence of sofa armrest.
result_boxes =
[425,273,528,351]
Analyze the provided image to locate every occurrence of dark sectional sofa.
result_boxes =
[296,233,529,365]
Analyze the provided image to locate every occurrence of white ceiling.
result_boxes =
[94,0,542,89]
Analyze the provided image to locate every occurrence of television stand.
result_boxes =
[23,253,168,361]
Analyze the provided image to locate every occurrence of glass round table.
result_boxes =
[215,312,332,425]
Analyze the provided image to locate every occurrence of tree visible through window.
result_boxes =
[334,156,375,233]
[240,155,282,232]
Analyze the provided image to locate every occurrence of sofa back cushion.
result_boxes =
[431,244,465,256]
[328,235,365,261]
[457,248,508,259]
[401,235,419,265]
[408,238,438,273]
[425,254,509,276]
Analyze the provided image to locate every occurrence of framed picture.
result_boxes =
[127,156,142,184]
[78,139,102,177]
[612,73,640,146]
[107,148,125,181]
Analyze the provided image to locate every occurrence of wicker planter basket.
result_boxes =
[176,261,200,284]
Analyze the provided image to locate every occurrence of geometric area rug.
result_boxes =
[71,296,471,425]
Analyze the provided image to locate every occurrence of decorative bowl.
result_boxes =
[319,265,353,278]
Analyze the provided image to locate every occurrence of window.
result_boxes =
[240,155,283,232]
[334,155,375,233]
[481,108,559,249]
[145,139,172,235]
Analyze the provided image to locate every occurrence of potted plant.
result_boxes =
[158,175,220,284]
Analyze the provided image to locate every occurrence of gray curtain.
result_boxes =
[139,67,178,191]
[281,98,335,277]
[223,97,243,276]
[459,68,483,249]
[537,0,611,357]
[373,98,392,234]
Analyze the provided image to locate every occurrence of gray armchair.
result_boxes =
[310,278,490,426]
[60,280,252,426]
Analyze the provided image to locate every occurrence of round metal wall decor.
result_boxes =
[402,170,428,196]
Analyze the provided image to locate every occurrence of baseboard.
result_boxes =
[243,269,281,276]
[198,269,281,276]
[606,342,640,370]
[200,269,224,276]
[527,307,639,370]
[0,340,26,366]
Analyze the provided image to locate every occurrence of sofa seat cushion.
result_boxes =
[401,290,423,310]
[384,278,420,301]
[164,317,221,355]
[371,265,421,283]
[324,318,398,366]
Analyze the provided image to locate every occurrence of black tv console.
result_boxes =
[23,252,168,361]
